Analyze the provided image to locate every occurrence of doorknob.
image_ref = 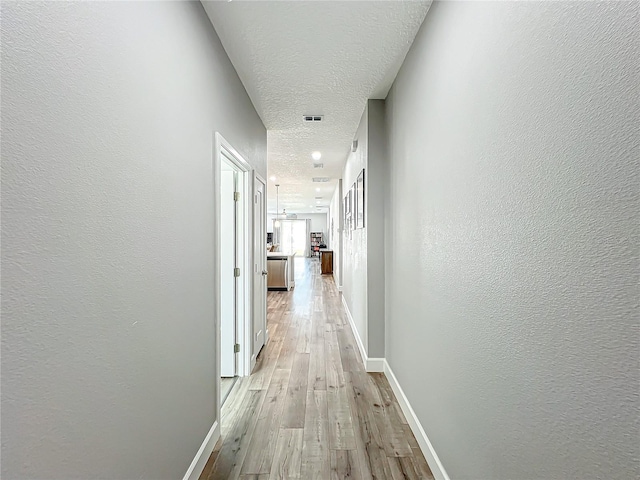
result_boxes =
[262,270,268,276]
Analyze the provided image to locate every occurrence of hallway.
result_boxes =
[200,258,433,479]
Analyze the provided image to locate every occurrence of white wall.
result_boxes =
[385,2,639,479]
[1,2,266,479]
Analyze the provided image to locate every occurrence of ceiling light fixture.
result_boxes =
[312,151,322,161]
[316,187,320,192]
[270,176,276,182]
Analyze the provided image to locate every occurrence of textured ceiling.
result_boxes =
[202,1,430,213]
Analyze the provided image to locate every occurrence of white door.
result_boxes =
[220,161,237,377]
[253,175,267,358]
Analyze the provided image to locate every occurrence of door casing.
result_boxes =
[214,132,254,417]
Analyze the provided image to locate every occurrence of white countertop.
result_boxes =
[267,251,297,258]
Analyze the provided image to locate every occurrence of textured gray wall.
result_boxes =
[366,100,387,358]
[1,2,266,478]
[342,107,369,353]
[329,179,343,289]
[385,2,639,479]
[342,101,388,359]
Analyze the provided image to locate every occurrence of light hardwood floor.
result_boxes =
[220,377,236,406]
[200,258,434,480]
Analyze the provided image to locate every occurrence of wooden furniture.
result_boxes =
[320,249,333,275]
[310,232,323,257]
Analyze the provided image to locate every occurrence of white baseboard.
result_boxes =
[383,361,450,480]
[340,295,384,374]
[366,358,385,372]
[182,420,220,480]
[339,297,447,478]
[341,295,367,366]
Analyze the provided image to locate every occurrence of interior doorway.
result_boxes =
[215,133,252,412]
[214,132,267,416]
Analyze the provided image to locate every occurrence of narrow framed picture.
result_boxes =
[350,183,356,230]
[344,190,352,239]
[356,169,365,229]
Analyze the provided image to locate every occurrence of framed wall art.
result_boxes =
[344,189,352,238]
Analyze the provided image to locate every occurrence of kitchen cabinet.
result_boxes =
[267,252,296,290]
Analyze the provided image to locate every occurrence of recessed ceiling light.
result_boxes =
[270,176,276,181]
[312,151,322,161]
[315,188,320,192]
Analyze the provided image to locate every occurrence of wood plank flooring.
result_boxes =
[200,258,434,480]
[221,377,236,405]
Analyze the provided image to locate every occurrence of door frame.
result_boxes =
[214,132,253,414]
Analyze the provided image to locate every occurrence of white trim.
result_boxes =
[366,358,385,372]
[340,295,383,373]
[182,421,220,480]
[383,361,450,480]
[339,294,448,478]
[341,294,366,366]
[213,133,222,420]
[337,285,343,292]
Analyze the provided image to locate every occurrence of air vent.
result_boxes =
[313,163,324,169]
[303,115,324,123]
[286,213,297,219]
[312,177,330,183]
[315,196,323,200]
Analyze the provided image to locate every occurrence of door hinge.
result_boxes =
[234,343,240,353]
[234,191,240,202]
[234,267,240,277]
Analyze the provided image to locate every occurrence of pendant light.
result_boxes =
[274,184,281,228]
